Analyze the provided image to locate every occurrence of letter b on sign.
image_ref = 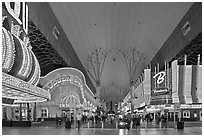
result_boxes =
[153,71,165,85]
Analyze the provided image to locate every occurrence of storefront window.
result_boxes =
[183,110,190,118]
[41,108,48,118]
[169,112,174,118]
[175,112,178,118]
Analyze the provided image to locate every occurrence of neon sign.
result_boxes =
[5,2,28,34]
[153,71,165,85]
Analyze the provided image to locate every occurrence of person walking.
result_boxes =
[135,114,141,131]
[55,114,59,126]
[124,115,130,130]
[71,113,74,125]
[155,113,161,126]
[65,115,71,128]
[58,116,62,126]
[145,113,150,123]
[161,114,167,128]
[132,114,136,128]
[76,113,82,129]
[95,115,98,124]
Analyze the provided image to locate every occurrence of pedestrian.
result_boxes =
[150,114,153,122]
[91,115,94,124]
[95,115,98,124]
[65,115,71,128]
[156,113,161,125]
[55,114,59,126]
[85,115,87,122]
[88,113,91,123]
[135,114,141,131]
[124,115,130,130]
[71,113,74,125]
[161,114,167,128]
[58,116,62,126]
[76,113,82,129]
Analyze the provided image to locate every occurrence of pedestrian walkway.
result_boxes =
[82,121,202,129]
[32,120,87,128]
[2,126,202,135]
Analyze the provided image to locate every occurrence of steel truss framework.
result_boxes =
[172,33,202,65]
[27,20,67,68]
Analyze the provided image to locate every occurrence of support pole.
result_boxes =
[196,54,200,102]
[174,104,176,129]
[19,103,22,121]
[179,111,181,122]
[157,63,160,88]
[145,120,147,130]
[159,120,161,128]
[11,107,14,120]
[27,103,30,121]
[130,84,134,116]
[155,67,157,89]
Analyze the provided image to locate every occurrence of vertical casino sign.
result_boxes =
[2,2,29,76]
[150,63,172,105]
[3,2,28,34]
[2,2,41,85]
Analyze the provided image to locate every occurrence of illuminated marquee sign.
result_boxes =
[3,2,36,79]
[150,65,173,105]
[153,71,165,85]
[46,75,83,91]
[152,71,168,96]
[152,87,169,96]
[2,97,15,105]
[45,74,86,103]
[4,2,28,34]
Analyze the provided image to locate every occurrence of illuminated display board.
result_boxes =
[150,66,172,105]
[2,2,50,102]
[2,97,15,105]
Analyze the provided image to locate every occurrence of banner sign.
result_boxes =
[152,87,169,96]
[150,65,172,105]
[151,71,169,97]
[2,97,15,105]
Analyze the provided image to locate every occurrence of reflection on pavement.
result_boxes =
[2,126,202,135]
[119,129,128,135]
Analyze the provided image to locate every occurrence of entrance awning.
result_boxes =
[2,72,51,103]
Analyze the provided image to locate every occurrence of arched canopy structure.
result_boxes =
[60,95,80,108]
[39,67,98,108]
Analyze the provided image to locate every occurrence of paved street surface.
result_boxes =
[82,121,202,129]
[2,126,202,135]
[31,120,202,129]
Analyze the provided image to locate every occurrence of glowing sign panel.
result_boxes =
[5,2,28,34]
[153,71,165,85]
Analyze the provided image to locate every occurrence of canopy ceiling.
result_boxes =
[49,2,192,103]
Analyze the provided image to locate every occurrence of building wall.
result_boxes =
[150,65,172,105]
[184,66,193,103]
[172,60,179,103]
[172,63,202,104]
[133,69,151,108]
[151,3,202,69]
[168,108,202,121]
[197,66,202,103]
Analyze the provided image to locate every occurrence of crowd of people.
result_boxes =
[55,111,169,130]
